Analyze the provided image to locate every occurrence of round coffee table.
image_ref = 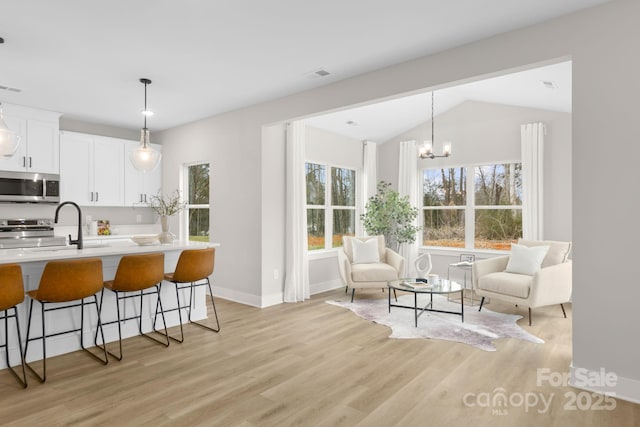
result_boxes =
[388,278,464,327]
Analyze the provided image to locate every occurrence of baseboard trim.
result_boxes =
[310,279,344,295]
[213,286,263,308]
[570,364,640,404]
[214,280,344,309]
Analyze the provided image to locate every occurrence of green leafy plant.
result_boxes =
[147,190,186,216]
[361,181,421,251]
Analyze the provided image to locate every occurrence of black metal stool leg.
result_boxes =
[24,300,47,383]
[478,297,485,312]
[186,279,220,333]
[79,297,108,365]
[153,281,185,343]
[2,308,27,388]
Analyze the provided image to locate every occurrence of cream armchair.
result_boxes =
[472,240,572,326]
[338,236,404,302]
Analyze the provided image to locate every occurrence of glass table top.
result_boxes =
[388,278,463,294]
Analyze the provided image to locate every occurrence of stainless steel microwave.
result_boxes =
[0,171,60,203]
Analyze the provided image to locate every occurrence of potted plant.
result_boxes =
[147,190,186,243]
[361,181,421,252]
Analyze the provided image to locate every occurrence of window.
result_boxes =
[422,163,522,250]
[305,162,356,250]
[185,163,210,242]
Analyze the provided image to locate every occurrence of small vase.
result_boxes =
[158,215,174,244]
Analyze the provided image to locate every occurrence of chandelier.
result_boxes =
[418,91,452,159]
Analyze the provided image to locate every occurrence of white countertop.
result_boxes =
[0,240,220,264]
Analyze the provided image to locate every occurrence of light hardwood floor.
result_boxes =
[0,288,638,426]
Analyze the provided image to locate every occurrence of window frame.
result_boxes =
[182,161,211,242]
[305,161,358,252]
[421,161,523,251]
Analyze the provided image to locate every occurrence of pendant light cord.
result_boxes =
[143,81,148,130]
[431,91,434,144]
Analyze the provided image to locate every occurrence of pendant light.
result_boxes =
[418,91,452,159]
[0,102,21,158]
[130,78,161,172]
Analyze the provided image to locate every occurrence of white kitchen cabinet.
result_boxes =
[123,140,162,206]
[59,131,124,206]
[0,104,60,174]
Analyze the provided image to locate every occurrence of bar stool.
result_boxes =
[97,253,169,361]
[157,247,219,343]
[0,264,27,388]
[25,258,108,383]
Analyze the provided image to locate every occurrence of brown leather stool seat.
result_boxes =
[96,253,169,360]
[25,258,108,383]
[0,264,28,388]
[156,247,219,343]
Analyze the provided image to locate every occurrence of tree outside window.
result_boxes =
[305,162,356,250]
[422,162,522,250]
[186,163,210,242]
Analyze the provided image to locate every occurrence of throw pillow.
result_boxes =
[352,238,380,264]
[505,243,550,276]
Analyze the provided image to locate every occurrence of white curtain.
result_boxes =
[398,140,419,277]
[521,123,545,240]
[360,140,377,236]
[284,121,310,302]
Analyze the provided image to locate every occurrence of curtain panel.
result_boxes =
[284,121,310,302]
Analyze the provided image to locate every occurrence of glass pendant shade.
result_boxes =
[0,106,21,158]
[130,128,161,172]
[130,78,161,172]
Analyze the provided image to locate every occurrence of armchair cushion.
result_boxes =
[518,239,572,268]
[478,272,532,299]
[505,243,549,276]
[351,263,399,282]
[352,238,380,264]
[343,236,386,263]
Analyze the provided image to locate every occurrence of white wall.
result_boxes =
[378,100,572,243]
[155,0,640,401]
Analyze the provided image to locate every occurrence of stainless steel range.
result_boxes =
[0,218,67,249]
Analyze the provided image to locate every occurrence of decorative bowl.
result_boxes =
[131,235,159,246]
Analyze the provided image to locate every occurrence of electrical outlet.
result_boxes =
[136,214,142,223]
[273,269,279,280]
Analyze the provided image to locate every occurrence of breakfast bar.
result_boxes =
[0,240,220,368]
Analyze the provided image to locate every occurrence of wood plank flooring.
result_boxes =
[0,288,638,426]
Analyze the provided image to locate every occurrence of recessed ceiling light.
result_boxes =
[541,80,557,89]
[346,120,358,126]
[0,37,4,44]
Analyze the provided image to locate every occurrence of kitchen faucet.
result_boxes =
[54,201,83,250]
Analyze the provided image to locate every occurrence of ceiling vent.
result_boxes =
[0,85,22,93]
[303,68,332,79]
[346,120,358,126]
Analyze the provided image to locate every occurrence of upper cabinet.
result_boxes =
[60,131,161,207]
[123,140,162,207]
[60,131,125,206]
[0,104,60,174]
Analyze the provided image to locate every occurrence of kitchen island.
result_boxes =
[0,240,220,368]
